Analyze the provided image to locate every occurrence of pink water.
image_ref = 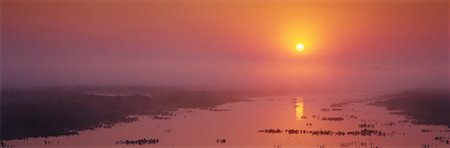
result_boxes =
[5,93,449,147]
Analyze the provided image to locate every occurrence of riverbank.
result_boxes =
[370,89,449,127]
[1,88,251,140]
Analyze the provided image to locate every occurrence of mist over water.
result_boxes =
[1,0,449,147]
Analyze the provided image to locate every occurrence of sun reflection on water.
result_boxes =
[295,98,304,120]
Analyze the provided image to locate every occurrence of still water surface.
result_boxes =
[5,93,449,147]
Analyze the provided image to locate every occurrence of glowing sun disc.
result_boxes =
[296,43,305,52]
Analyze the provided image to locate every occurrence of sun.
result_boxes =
[296,43,305,52]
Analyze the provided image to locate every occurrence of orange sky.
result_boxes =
[1,0,448,91]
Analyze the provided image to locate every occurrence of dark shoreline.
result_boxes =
[370,89,449,127]
[0,88,259,140]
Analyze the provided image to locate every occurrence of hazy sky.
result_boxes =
[1,0,448,91]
